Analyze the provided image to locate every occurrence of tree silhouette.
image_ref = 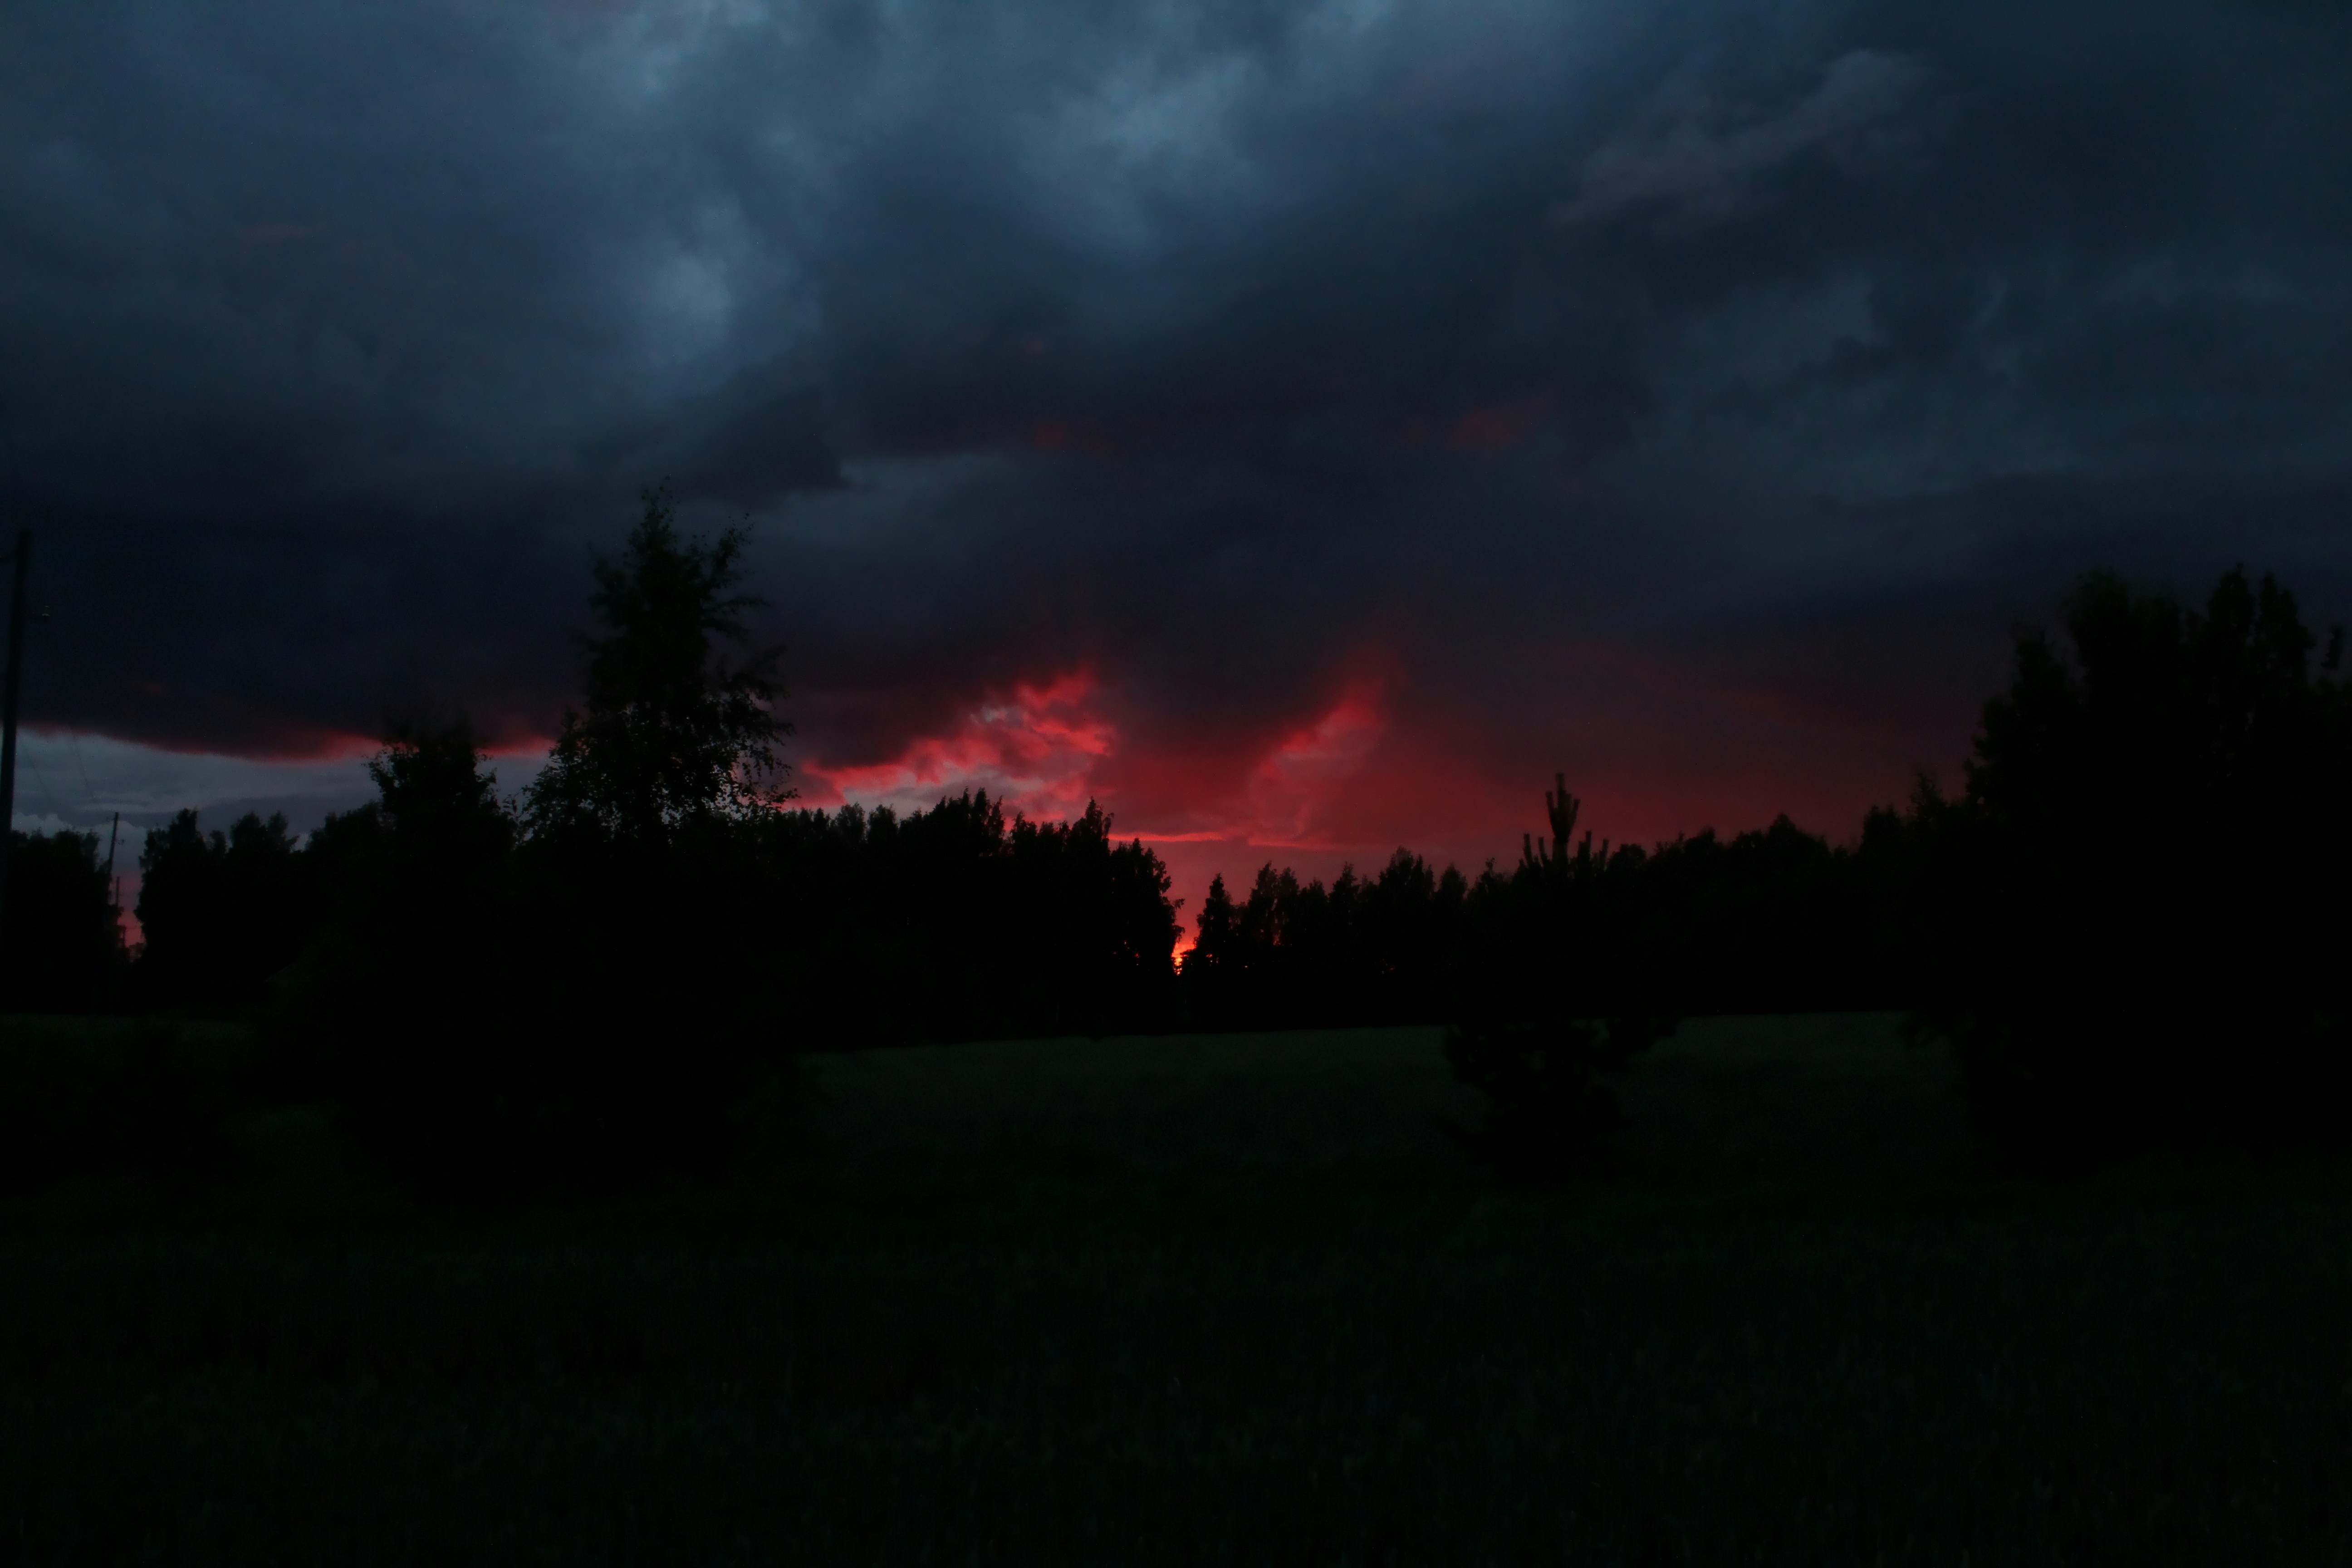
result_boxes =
[0,829,122,1012]
[287,717,528,1190]
[1003,800,1181,1036]
[439,489,808,1186]
[1929,567,2352,1158]
[525,486,793,845]
[1437,775,1674,1181]
[134,809,312,1010]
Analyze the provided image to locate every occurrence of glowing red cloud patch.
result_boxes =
[801,670,1116,820]
[1221,679,1387,849]
[799,669,1426,941]
[1118,678,1423,948]
[1109,674,1402,852]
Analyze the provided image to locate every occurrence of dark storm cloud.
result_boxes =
[4,0,2350,846]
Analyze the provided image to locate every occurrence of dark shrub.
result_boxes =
[1441,1015,1667,1183]
[0,1018,245,1192]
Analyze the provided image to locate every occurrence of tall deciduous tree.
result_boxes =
[525,487,793,845]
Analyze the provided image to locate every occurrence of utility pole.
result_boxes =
[104,809,120,1009]
[0,530,26,941]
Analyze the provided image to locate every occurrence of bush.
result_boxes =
[0,1018,247,1192]
[1441,1015,1668,1183]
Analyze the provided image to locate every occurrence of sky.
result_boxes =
[4,0,2351,937]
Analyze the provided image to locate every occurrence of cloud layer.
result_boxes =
[5,0,2351,888]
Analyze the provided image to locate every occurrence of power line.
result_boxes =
[24,747,63,824]
[67,730,95,810]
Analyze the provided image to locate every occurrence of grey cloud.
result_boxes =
[0,0,2347,838]
[1562,49,1941,240]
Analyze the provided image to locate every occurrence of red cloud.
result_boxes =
[799,669,1116,822]
[800,664,1475,945]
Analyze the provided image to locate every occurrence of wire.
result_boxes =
[24,747,64,827]
[67,730,95,809]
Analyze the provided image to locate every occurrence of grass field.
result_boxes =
[806,1011,1981,1171]
[2,1014,2348,1563]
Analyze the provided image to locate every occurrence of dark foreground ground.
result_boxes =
[2,1015,2347,1565]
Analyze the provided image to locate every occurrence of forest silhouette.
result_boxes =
[5,491,2349,1191]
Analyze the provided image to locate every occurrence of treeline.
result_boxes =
[5,508,2348,1179]
[79,793,1916,1040]
[1182,807,1919,1033]
[26,790,1181,1043]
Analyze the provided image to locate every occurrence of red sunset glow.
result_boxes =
[793,649,1969,955]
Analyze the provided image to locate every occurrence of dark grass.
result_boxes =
[3,1014,2349,1564]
